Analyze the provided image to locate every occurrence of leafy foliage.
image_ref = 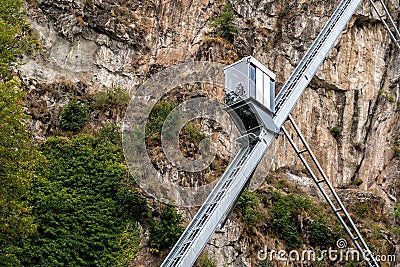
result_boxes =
[148,204,184,254]
[270,191,311,248]
[59,100,89,132]
[350,178,363,186]
[394,204,400,236]
[195,252,217,267]
[181,121,208,143]
[210,3,238,42]
[0,0,40,81]
[97,123,122,145]
[145,99,178,142]
[351,202,370,219]
[0,1,41,265]
[329,126,342,141]
[236,189,262,223]
[92,87,130,111]
[309,216,332,247]
[0,80,41,267]
[21,133,145,266]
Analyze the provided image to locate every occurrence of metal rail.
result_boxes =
[161,130,275,267]
[282,115,380,267]
[369,0,400,49]
[274,0,363,128]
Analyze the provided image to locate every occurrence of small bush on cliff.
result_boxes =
[270,191,311,248]
[309,216,332,247]
[92,87,130,112]
[148,204,184,254]
[146,99,178,142]
[60,100,89,132]
[236,189,262,223]
[195,252,217,267]
[351,202,370,219]
[210,3,238,42]
[394,204,400,236]
[329,126,342,141]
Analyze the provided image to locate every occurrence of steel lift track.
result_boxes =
[282,115,379,267]
[369,0,400,49]
[161,130,276,267]
[161,0,397,265]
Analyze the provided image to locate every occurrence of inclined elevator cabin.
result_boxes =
[224,56,279,137]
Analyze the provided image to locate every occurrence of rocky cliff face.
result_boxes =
[22,0,400,266]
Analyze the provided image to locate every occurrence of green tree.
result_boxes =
[309,216,331,246]
[21,133,144,266]
[59,100,89,132]
[0,80,40,266]
[0,1,41,265]
[0,0,40,81]
[210,3,238,42]
[148,204,184,254]
[270,191,311,248]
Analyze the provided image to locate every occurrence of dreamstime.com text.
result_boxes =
[257,239,396,264]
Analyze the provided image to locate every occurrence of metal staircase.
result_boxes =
[369,0,400,49]
[282,115,380,267]
[160,0,399,265]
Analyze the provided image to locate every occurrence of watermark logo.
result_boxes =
[257,239,396,264]
[336,238,347,249]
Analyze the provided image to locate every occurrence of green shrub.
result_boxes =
[148,204,184,254]
[352,202,370,219]
[278,9,290,18]
[60,100,89,131]
[350,178,363,186]
[0,80,42,267]
[329,126,342,141]
[195,252,217,267]
[392,138,400,159]
[210,3,238,42]
[145,99,178,140]
[394,204,400,236]
[182,122,208,143]
[309,216,331,246]
[21,133,145,266]
[236,190,262,223]
[0,0,41,81]
[270,191,311,248]
[92,87,130,111]
[97,123,122,145]
[372,224,385,240]
[0,1,41,265]
[258,260,272,267]
[116,188,151,224]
